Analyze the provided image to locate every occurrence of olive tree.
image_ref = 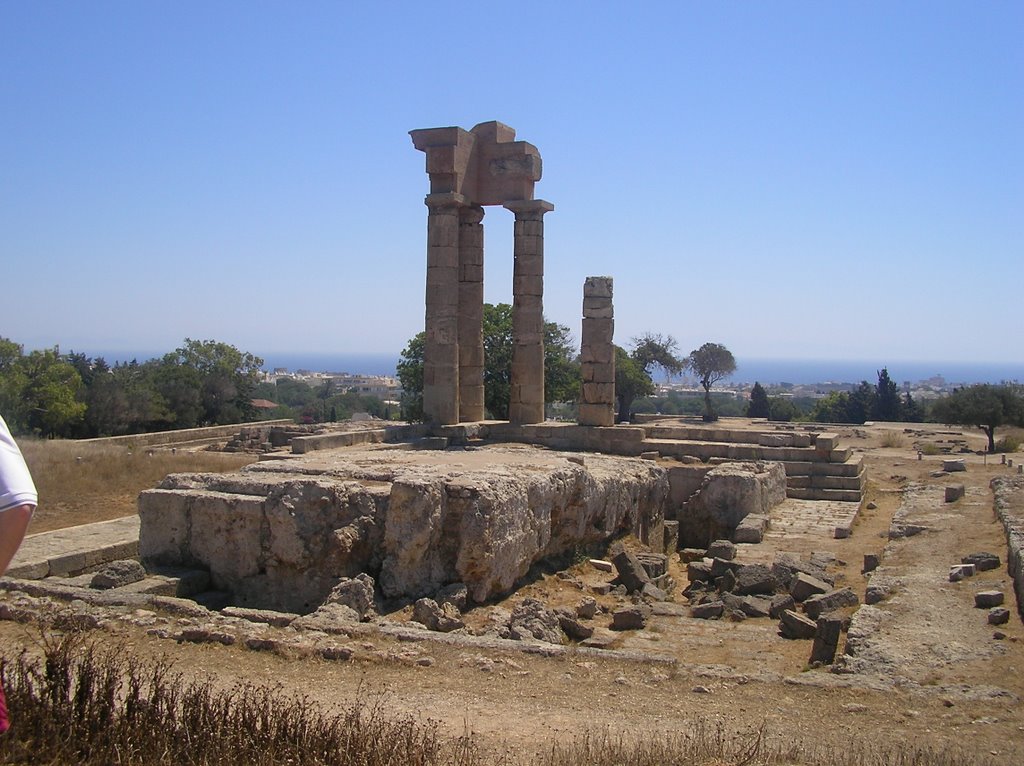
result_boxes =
[687,342,736,422]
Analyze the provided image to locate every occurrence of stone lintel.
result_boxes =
[425,192,470,210]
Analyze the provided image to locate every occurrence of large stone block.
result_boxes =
[680,461,786,545]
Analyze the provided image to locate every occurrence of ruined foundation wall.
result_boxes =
[139,448,668,613]
[992,476,1024,621]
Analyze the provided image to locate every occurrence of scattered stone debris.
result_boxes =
[944,485,966,503]
[961,552,1001,572]
[988,608,1010,626]
[974,591,1005,609]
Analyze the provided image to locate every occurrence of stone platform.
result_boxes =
[139,445,668,614]
[7,516,140,580]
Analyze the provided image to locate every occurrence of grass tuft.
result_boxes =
[0,631,479,766]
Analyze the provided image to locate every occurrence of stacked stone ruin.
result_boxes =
[578,277,616,426]
[410,121,553,425]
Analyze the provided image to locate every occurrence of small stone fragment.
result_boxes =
[988,607,1010,625]
[974,591,1004,608]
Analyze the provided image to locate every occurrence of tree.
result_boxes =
[872,368,902,421]
[614,345,655,423]
[686,342,736,422]
[612,334,684,422]
[747,382,770,419]
[631,333,685,382]
[396,333,425,422]
[18,348,86,436]
[157,339,264,426]
[396,303,580,422]
[932,383,1024,453]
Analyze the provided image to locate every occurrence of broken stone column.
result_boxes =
[579,276,615,426]
[505,199,554,424]
[423,192,465,425]
[458,205,486,422]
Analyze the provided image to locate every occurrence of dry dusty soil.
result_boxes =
[2,422,1023,763]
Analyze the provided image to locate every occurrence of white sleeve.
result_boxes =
[0,416,37,512]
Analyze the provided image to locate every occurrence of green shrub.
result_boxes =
[994,435,1021,453]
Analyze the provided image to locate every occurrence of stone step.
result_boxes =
[787,488,863,503]
[782,455,864,477]
[641,438,837,464]
[787,474,865,491]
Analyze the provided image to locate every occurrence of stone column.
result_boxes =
[504,199,554,424]
[423,192,466,425]
[579,276,615,426]
[458,205,485,422]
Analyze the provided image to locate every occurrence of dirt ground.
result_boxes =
[2,422,1023,763]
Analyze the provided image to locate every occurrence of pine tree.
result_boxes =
[747,382,770,418]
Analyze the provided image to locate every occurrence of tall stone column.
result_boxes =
[504,199,554,424]
[579,276,615,426]
[423,192,466,425]
[458,205,485,422]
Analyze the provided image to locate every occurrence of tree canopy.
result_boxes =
[686,342,736,421]
[0,336,267,437]
[614,334,685,422]
[396,303,580,422]
[931,383,1024,453]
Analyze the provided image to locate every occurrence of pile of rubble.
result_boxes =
[681,540,859,664]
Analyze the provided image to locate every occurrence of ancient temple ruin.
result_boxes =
[410,121,553,425]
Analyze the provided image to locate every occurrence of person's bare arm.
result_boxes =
[0,505,34,575]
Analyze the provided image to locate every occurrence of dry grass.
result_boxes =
[0,631,479,766]
[17,439,256,533]
[0,629,997,766]
[879,431,907,448]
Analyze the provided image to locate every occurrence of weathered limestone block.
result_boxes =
[679,461,786,546]
[139,448,668,612]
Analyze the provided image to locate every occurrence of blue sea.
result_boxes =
[85,349,1023,387]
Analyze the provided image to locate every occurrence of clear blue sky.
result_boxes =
[3,2,1021,365]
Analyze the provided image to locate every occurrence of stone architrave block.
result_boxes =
[790,572,831,602]
[706,539,736,560]
[961,552,1000,571]
[611,604,651,630]
[974,590,1004,608]
[949,563,976,581]
[612,548,652,593]
[803,587,859,620]
[769,593,796,618]
[732,564,777,596]
[733,514,769,544]
[779,609,817,639]
[809,613,844,664]
[943,459,967,472]
[988,607,1010,625]
[690,601,724,620]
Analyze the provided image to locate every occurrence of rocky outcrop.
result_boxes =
[139,446,668,613]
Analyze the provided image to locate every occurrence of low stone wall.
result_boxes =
[139,446,668,613]
[992,476,1024,621]
[76,420,295,449]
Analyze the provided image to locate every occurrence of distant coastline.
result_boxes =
[82,349,1023,387]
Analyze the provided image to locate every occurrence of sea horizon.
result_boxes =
[79,348,1024,387]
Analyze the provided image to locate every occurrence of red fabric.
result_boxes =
[0,679,9,733]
